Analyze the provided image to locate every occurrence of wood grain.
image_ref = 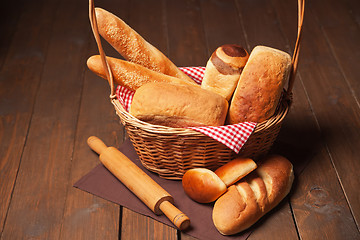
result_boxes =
[272,0,360,238]
[199,0,248,55]
[0,0,57,235]
[59,1,126,238]
[0,0,24,68]
[166,0,208,67]
[307,0,360,228]
[58,34,123,240]
[1,0,89,238]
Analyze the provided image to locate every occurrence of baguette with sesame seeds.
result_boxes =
[87,55,197,91]
[94,8,193,83]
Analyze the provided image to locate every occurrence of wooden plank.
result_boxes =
[199,0,248,53]
[311,0,360,100]
[121,206,177,240]
[166,0,208,67]
[0,0,91,238]
[307,0,360,228]
[344,0,360,27]
[0,0,24,68]
[58,30,123,240]
[58,0,129,239]
[0,0,56,236]
[271,0,360,238]
[231,0,298,239]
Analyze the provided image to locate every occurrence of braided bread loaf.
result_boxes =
[212,155,294,235]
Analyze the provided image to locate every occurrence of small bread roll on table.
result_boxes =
[182,168,227,203]
[182,157,257,203]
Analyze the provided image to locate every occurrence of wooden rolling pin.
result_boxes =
[87,136,190,230]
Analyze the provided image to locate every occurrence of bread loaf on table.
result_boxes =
[227,46,292,124]
[182,157,257,203]
[212,155,294,235]
[182,168,227,203]
[201,44,249,101]
[129,82,228,128]
[95,8,193,83]
[87,55,197,91]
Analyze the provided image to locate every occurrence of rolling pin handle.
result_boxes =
[87,136,108,155]
[159,201,190,231]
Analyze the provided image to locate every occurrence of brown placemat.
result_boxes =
[74,138,252,240]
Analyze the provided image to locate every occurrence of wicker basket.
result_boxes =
[88,0,304,179]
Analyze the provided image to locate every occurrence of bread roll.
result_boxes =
[182,168,227,203]
[227,46,292,124]
[95,8,193,83]
[129,82,228,128]
[212,155,294,235]
[214,157,257,187]
[201,44,249,100]
[87,55,196,91]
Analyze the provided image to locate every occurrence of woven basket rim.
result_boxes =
[112,93,290,137]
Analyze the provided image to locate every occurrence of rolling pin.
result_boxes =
[87,136,190,230]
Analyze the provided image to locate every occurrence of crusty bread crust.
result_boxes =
[214,157,257,187]
[213,183,260,235]
[201,45,249,101]
[87,55,196,91]
[129,82,229,127]
[227,46,291,124]
[95,8,193,83]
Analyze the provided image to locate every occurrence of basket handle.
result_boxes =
[88,0,304,99]
[286,0,305,96]
[89,0,116,99]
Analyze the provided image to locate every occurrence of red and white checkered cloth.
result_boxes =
[115,67,257,153]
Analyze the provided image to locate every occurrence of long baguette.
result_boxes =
[212,155,294,235]
[95,7,193,83]
[87,55,197,91]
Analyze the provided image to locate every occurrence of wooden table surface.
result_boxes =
[1,0,360,239]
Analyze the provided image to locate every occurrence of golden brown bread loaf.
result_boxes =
[212,155,294,235]
[227,46,292,124]
[95,8,193,83]
[129,82,229,128]
[214,157,257,187]
[87,55,196,91]
[201,44,249,101]
[182,168,227,203]
[182,157,257,203]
